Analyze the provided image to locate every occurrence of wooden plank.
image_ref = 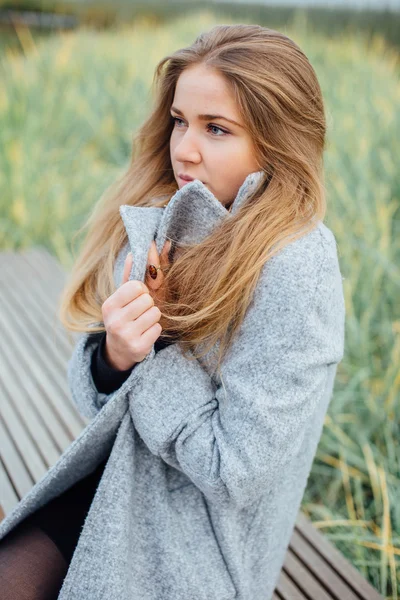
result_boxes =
[295,512,384,600]
[20,247,68,301]
[27,246,68,280]
[0,284,86,439]
[0,341,61,467]
[3,246,66,289]
[288,528,360,599]
[0,459,19,516]
[0,336,75,455]
[0,247,86,518]
[1,387,48,482]
[0,417,33,499]
[275,568,310,599]
[0,250,73,363]
[0,252,74,360]
[0,268,72,376]
[282,548,337,600]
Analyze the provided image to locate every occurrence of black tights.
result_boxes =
[0,520,68,599]
[0,459,107,599]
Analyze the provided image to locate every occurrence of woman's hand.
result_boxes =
[144,239,172,309]
[101,240,171,371]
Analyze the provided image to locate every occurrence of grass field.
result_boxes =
[0,8,399,598]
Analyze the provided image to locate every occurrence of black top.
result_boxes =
[21,332,174,566]
[90,330,173,394]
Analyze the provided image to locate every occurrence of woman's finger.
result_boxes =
[122,251,133,286]
[146,240,165,290]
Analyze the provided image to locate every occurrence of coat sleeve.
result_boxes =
[67,241,138,419]
[128,226,346,509]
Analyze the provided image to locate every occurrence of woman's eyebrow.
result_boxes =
[170,106,243,128]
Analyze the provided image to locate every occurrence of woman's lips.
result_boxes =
[179,176,205,185]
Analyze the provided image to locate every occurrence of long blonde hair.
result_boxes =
[59,24,327,375]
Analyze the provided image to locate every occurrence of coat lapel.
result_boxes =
[119,170,265,281]
[119,206,163,284]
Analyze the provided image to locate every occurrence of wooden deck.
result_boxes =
[0,247,384,600]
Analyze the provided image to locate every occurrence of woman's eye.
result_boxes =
[171,116,228,137]
[208,124,228,136]
[171,116,185,127]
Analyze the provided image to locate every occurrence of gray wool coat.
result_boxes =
[0,171,345,600]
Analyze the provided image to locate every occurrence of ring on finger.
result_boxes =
[148,264,162,280]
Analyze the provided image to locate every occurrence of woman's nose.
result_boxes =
[173,131,201,163]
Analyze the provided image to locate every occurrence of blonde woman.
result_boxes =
[0,24,345,600]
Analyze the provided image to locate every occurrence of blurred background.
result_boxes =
[0,0,399,597]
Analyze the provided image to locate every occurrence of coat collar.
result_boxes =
[119,170,265,283]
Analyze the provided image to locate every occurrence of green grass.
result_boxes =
[0,9,399,598]
[2,1,400,52]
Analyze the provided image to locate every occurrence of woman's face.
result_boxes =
[169,64,260,209]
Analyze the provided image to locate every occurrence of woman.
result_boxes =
[0,23,345,600]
